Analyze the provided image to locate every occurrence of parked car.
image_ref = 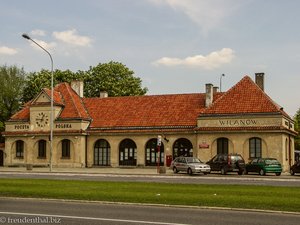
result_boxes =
[206,153,245,175]
[245,158,282,176]
[170,157,211,175]
[290,161,300,175]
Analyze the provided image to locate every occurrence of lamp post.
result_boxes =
[22,33,54,172]
[220,74,225,92]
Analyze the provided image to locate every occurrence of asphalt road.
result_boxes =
[0,198,299,225]
[0,171,300,186]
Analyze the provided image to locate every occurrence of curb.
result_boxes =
[1,196,300,216]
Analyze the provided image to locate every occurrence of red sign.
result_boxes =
[199,143,209,149]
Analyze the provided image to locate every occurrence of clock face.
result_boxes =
[35,112,49,127]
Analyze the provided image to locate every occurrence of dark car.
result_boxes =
[206,153,245,175]
[290,161,300,175]
[245,158,282,176]
[170,157,211,175]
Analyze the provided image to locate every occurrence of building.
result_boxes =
[2,73,296,171]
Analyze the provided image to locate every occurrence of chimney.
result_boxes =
[205,83,213,107]
[255,73,264,91]
[100,90,108,98]
[213,86,219,94]
[71,80,84,98]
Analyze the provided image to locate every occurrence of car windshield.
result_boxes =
[230,156,243,162]
[265,159,280,165]
[186,158,201,163]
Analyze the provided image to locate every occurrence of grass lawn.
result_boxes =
[0,178,299,212]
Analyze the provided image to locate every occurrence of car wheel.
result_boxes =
[238,170,244,175]
[173,167,178,174]
[187,168,193,176]
[259,169,265,176]
[275,172,281,176]
[221,167,226,175]
[290,169,295,176]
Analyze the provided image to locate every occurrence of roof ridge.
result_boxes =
[63,83,83,118]
[83,92,204,101]
[202,76,251,112]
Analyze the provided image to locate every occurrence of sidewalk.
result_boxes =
[0,166,293,177]
[0,166,174,175]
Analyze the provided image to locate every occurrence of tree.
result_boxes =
[294,108,300,150]
[22,61,148,102]
[0,65,25,121]
[22,69,79,103]
[83,61,148,97]
[0,65,26,141]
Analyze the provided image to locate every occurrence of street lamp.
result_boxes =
[22,33,54,172]
[220,74,225,92]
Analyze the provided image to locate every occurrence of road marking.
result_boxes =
[0,211,191,225]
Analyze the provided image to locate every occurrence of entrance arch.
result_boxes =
[173,138,193,159]
[145,138,164,166]
[0,150,3,166]
[217,138,229,154]
[119,139,137,166]
[94,139,111,166]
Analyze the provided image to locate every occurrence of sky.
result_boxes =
[0,0,299,117]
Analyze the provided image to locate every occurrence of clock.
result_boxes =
[35,112,49,127]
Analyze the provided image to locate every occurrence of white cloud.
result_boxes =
[53,29,92,47]
[149,0,239,35]
[153,48,235,70]
[30,29,46,36]
[0,46,18,55]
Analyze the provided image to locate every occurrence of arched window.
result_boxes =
[173,138,193,159]
[119,139,137,166]
[249,137,262,158]
[38,140,47,158]
[16,140,24,158]
[61,139,71,158]
[145,138,164,166]
[217,138,228,154]
[94,139,111,166]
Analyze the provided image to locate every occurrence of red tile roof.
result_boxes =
[83,93,208,128]
[9,83,90,121]
[54,83,90,120]
[43,88,65,106]
[8,76,291,130]
[9,101,31,121]
[201,76,288,117]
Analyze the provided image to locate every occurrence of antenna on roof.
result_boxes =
[220,74,225,92]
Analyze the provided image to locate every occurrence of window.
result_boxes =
[16,140,24,158]
[94,139,111,166]
[249,137,262,158]
[145,138,164,166]
[38,140,47,158]
[173,138,193,159]
[119,139,137,166]
[217,138,228,154]
[62,139,71,158]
